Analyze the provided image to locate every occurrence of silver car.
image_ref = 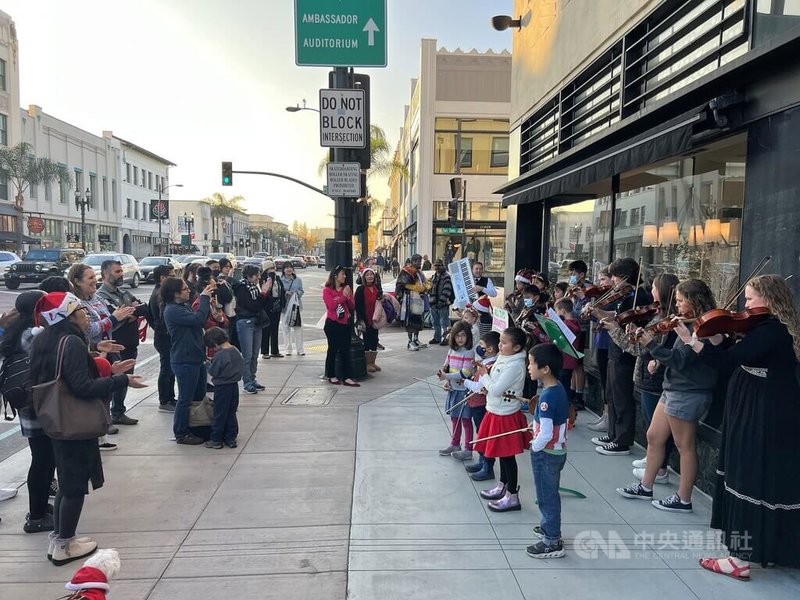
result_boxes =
[82,253,142,288]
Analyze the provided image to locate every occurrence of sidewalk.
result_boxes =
[0,330,797,598]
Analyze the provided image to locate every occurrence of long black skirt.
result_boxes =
[51,438,104,496]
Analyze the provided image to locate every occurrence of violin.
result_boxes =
[570,284,611,299]
[694,307,772,338]
[628,315,690,343]
[616,302,660,327]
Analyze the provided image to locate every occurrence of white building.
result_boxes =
[21,106,121,252]
[169,200,213,255]
[388,39,511,283]
[0,11,24,247]
[110,133,176,257]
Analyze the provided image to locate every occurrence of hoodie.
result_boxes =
[477,351,527,416]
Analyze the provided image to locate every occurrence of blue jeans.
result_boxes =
[531,451,567,545]
[171,362,207,439]
[430,305,450,341]
[237,318,262,386]
[211,382,239,443]
[640,390,673,470]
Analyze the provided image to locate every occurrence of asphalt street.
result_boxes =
[0,267,331,464]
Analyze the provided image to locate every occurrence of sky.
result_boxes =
[6,0,512,228]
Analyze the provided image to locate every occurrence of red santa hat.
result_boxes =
[515,269,532,284]
[34,292,83,327]
[65,565,110,594]
[472,295,493,314]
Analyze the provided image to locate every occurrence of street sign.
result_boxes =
[442,227,462,234]
[294,0,387,67]
[326,162,361,197]
[319,89,366,148]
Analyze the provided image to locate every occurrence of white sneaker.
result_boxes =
[633,467,669,484]
[51,537,98,566]
[586,415,608,431]
[631,457,647,469]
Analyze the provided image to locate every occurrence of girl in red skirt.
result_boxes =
[472,327,532,512]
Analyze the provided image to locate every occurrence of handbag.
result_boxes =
[31,336,111,441]
[372,298,387,329]
[410,294,425,316]
[189,395,214,427]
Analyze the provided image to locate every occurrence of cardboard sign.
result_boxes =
[491,306,509,332]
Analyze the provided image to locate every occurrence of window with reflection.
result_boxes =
[434,118,509,175]
[549,196,613,284]
[616,134,745,304]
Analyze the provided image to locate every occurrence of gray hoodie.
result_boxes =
[648,327,717,393]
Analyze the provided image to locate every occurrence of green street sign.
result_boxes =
[442,227,462,234]
[295,0,387,67]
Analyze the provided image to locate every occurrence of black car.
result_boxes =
[138,256,183,282]
[4,248,86,289]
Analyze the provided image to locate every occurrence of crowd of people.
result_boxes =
[0,256,315,566]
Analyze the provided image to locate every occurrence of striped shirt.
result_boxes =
[80,294,116,345]
[442,347,475,391]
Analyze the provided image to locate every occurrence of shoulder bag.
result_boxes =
[31,336,111,440]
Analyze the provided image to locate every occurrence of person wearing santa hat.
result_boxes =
[506,269,533,324]
[472,295,494,337]
[29,292,146,566]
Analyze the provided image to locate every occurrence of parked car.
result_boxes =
[0,251,21,282]
[304,255,318,267]
[252,252,268,259]
[208,252,237,269]
[82,253,142,287]
[138,256,183,282]
[235,255,247,263]
[289,256,307,268]
[273,257,286,269]
[317,255,326,268]
[179,255,209,266]
[4,248,86,289]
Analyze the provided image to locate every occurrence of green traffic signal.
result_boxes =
[222,161,233,186]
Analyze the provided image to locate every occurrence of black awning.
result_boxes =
[0,231,42,245]
[500,111,703,207]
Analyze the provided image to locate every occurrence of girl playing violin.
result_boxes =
[586,267,614,433]
[616,278,716,513]
[506,269,533,324]
[603,273,679,483]
[682,274,800,579]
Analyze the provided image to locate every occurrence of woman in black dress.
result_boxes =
[679,274,800,579]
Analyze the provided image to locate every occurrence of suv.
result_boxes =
[5,248,86,289]
[82,253,142,288]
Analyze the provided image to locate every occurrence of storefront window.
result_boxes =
[434,227,506,281]
[617,134,745,304]
[549,196,613,284]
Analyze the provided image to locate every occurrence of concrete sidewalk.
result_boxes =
[0,330,797,598]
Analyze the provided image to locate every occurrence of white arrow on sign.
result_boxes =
[363,18,379,46]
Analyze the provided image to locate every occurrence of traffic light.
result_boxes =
[449,177,463,199]
[447,199,459,223]
[352,200,370,234]
[221,162,233,186]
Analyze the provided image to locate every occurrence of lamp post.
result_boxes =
[155,182,183,255]
[182,213,195,251]
[285,99,320,114]
[74,188,92,252]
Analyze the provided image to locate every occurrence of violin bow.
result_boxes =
[631,257,643,308]
[471,424,533,445]
[445,389,479,414]
[413,377,448,390]
[722,255,772,310]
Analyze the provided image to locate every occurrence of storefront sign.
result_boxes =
[66,233,80,243]
[27,216,45,234]
[98,234,111,243]
[150,200,168,220]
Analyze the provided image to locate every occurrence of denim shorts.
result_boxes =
[659,390,712,422]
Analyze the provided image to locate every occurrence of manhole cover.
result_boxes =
[281,387,334,406]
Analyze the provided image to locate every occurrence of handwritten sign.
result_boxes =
[491,306,509,332]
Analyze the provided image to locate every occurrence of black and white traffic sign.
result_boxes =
[326,162,362,197]
[319,88,366,148]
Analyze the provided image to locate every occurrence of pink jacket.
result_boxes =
[323,286,355,324]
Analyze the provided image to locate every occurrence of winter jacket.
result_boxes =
[429,271,455,309]
[233,280,271,322]
[281,274,305,311]
[648,324,717,393]
[323,286,354,324]
[608,319,675,394]
[261,273,285,313]
[163,295,211,364]
[477,351,527,416]
[96,283,150,349]
[354,283,382,327]
[148,284,169,339]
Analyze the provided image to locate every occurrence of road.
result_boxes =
[0,267,330,465]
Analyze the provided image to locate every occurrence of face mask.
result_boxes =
[475,345,486,358]
[523,298,534,308]
[568,275,578,285]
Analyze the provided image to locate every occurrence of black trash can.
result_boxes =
[336,334,367,380]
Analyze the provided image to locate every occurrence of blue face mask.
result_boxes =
[523,298,534,308]
[475,345,486,358]
[568,275,578,285]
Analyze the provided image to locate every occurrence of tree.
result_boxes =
[291,220,318,254]
[203,192,245,251]
[0,142,72,253]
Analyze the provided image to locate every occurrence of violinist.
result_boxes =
[681,274,800,578]
[505,269,533,324]
[516,285,548,349]
[585,257,652,456]
[586,267,614,433]
[553,282,569,301]
[603,273,679,483]
[566,260,590,410]
[616,279,717,515]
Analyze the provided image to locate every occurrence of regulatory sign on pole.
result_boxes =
[326,162,361,198]
[294,0,387,67]
[319,89,366,148]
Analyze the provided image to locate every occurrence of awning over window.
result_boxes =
[499,110,703,207]
[0,231,42,245]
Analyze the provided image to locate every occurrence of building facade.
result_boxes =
[0,11,23,247]
[169,200,212,255]
[112,134,176,257]
[388,39,511,283]
[499,0,800,489]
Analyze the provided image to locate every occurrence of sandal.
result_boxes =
[329,378,341,385]
[699,557,750,581]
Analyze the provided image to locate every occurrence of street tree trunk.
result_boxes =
[14,192,24,255]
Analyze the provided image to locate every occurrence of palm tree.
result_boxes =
[317,124,407,181]
[0,142,72,253]
[203,192,245,251]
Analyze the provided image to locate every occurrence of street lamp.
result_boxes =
[285,99,320,113]
[74,188,92,252]
[182,213,195,251]
[155,182,183,255]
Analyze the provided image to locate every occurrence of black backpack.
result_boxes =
[1,351,32,420]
